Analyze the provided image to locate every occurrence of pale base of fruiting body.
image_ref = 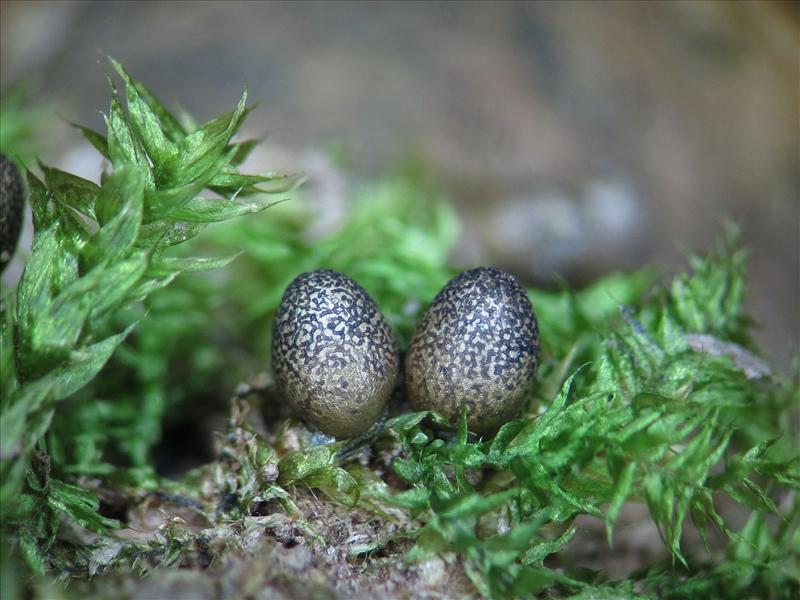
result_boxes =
[277,363,395,439]
[407,371,532,437]
[272,269,400,439]
[405,267,540,436]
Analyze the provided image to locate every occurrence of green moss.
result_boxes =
[1,58,288,575]
[0,61,797,599]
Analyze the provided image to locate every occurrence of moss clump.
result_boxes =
[0,61,797,599]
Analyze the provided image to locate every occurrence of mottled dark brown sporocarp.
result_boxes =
[272,269,400,438]
[406,267,540,435]
[0,153,25,273]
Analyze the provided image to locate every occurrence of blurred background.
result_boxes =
[2,0,798,367]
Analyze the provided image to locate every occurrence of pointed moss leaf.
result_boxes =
[93,164,146,226]
[2,411,56,522]
[81,172,144,271]
[385,487,430,511]
[486,420,526,461]
[87,255,148,328]
[0,407,24,463]
[18,530,46,575]
[35,272,109,356]
[644,473,671,539]
[136,219,207,248]
[723,482,778,514]
[741,436,780,464]
[546,477,604,518]
[548,364,588,414]
[105,82,154,188]
[174,91,249,186]
[26,170,58,231]
[406,520,449,563]
[440,489,518,520]
[303,466,360,506]
[385,411,432,432]
[620,323,660,367]
[40,164,100,220]
[24,410,57,467]
[121,67,188,143]
[140,147,242,223]
[0,380,54,459]
[228,138,261,166]
[16,225,58,327]
[668,489,692,566]
[712,437,795,490]
[601,334,644,398]
[277,443,343,485]
[0,322,13,403]
[146,253,240,278]
[208,170,293,194]
[496,516,550,558]
[741,479,778,513]
[69,121,109,158]
[142,177,210,224]
[0,462,33,521]
[666,425,720,475]
[457,445,486,472]
[393,458,427,484]
[110,59,179,182]
[658,311,689,354]
[509,566,563,596]
[409,431,429,445]
[606,461,636,545]
[15,226,61,378]
[668,225,747,338]
[52,325,135,400]
[25,173,88,260]
[123,272,181,304]
[612,410,661,448]
[169,195,284,223]
[47,478,119,532]
[31,270,100,354]
[503,378,594,462]
[522,526,576,566]
[455,404,469,448]
[689,489,718,549]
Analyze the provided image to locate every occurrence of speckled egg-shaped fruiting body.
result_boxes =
[406,267,540,435]
[0,153,25,273]
[272,269,400,438]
